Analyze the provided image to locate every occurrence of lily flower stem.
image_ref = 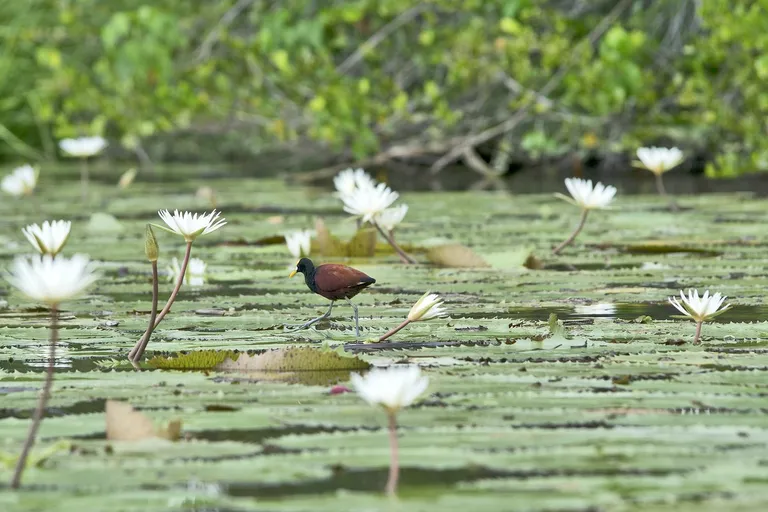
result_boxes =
[378,319,412,343]
[128,261,159,362]
[11,305,58,489]
[372,221,416,265]
[153,242,192,329]
[693,321,703,345]
[553,209,589,255]
[385,412,400,496]
[80,159,89,203]
[654,173,679,211]
[128,242,191,362]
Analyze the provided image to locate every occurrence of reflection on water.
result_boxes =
[224,465,513,499]
[511,302,764,323]
[572,303,617,316]
[24,343,74,369]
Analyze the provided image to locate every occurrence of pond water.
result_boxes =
[1,165,768,511]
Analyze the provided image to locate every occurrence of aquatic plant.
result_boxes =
[21,220,72,257]
[128,210,226,362]
[553,178,617,255]
[284,230,312,259]
[379,291,448,342]
[350,365,429,496]
[4,254,98,488]
[337,169,415,264]
[669,289,732,344]
[1,164,38,198]
[59,136,107,202]
[635,146,684,209]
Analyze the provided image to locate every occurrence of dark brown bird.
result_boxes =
[289,258,375,336]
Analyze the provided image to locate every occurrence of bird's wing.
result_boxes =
[314,264,374,293]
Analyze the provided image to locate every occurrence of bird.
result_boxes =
[288,257,375,336]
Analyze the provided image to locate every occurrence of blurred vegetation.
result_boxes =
[0,0,765,176]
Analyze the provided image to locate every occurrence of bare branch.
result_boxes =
[337,4,428,75]
[196,0,255,63]
[429,0,633,174]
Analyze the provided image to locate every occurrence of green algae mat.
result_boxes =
[2,170,768,511]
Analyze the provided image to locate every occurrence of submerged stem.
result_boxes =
[128,260,159,362]
[693,321,703,345]
[378,319,412,343]
[372,221,416,264]
[553,209,589,255]
[11,305,58,489]
[385,412,400,496]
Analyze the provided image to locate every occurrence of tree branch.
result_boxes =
[337,4,428,75]
[429,0,633,174]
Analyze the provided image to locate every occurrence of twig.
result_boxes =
[461,146,502,178]
[290,137,462,184]
[429,0,633,174]
[337,5,428,75]
[196,0,255,62]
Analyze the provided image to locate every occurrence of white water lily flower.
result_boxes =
[635,147,684,175]
[555,178,616,210]
[59,136,108,158]
[157,209,226,242]
[408,291,448,322]
[669,289,732,323]
[1,164,38,197]
[375,204,409,232]
[342,182,399,223]
[168,257,206,286]
[350,366,429,414]
[334,168,376,197]
[5,254,99,304]
[284,230,312,258]
[22,220,72,256]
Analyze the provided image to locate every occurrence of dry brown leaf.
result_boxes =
[105,400,182,442]
[426,243,490,268]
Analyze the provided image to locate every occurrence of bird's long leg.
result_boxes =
[285,301,334,332]
[345,298,360,337]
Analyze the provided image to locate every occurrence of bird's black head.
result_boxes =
[289,257,315,278]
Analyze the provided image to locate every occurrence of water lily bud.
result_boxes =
[118,168,137,189]
[144,224,159,262]
[407,291,448,322]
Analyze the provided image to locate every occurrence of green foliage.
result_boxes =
[148,349,240,370]
[0,1,767,172]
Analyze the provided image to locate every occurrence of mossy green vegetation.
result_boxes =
[1,169,768,510]
[2,2,768,175]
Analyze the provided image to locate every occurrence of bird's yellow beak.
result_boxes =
[289,269,297,278]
